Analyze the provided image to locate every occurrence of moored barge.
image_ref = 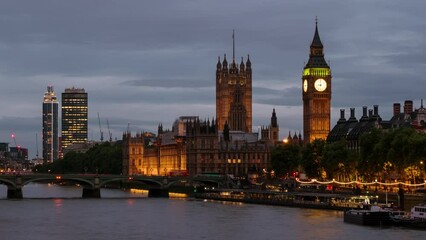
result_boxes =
[343,206,392,226]
[196,189,372,211]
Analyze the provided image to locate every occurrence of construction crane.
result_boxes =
[97,112,104,142]
[10,133,21,160]
[10,133,18,148]
[106,119,112,142]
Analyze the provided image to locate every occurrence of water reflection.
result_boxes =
[0,183,151,199]
[0,184,424,240]
[54,198,63,208]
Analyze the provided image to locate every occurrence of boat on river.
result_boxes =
[343,205,393,226]
[390,205,426,229]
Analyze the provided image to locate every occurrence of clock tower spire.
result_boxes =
[302,19,332,143]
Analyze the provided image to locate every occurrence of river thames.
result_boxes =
[0,183,424,240]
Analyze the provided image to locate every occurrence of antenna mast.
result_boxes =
[232,29,235,61]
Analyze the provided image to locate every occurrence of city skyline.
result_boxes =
[0,1,425,159]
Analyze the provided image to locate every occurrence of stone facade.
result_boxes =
[302,21,332,143]
[122,131,186,176]
[185,119,272,177]
[328,100,425,150]
[216,54,252,133]
[122,117,273,177]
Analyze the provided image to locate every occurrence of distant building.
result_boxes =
[302,20,332,143]
[260,109,280,144]
[172,116,199,137]
[388,100,426,132]
[284,131,303,146]
[0,142,8,154]
[122,131,186,176]
[42,86,59,163]
[327,106,380,150]
[186,119,272,176]
[62,141,97,156]
[0,143,9,172]
[61,87,88,156]
[328,100,425,149]
[216,33,252,132]
[9,147,28,162]
[122,117,273,177]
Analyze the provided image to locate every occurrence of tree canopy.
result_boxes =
[34,142,122,174]
[270,127,426,182]
[270,143,300,177]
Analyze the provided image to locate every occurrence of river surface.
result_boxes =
[0,183,424,240]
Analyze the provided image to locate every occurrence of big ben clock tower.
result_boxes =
[302,20,331,143]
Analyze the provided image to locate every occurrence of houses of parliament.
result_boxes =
[123,22,332,176]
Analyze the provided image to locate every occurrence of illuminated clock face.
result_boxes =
[303,80,308,92]
[314,78,327,92]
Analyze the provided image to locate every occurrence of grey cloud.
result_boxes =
[122,78,212,88]
[1,0,426,159]
[254,86,301,106]
[90,87,214,105]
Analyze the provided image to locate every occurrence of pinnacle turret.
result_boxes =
[246,54,251,68]
[222,54,228,69]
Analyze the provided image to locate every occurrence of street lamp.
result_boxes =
[374,178,378,193]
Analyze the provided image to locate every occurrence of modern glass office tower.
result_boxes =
[42,86,59,163]
[61,87,88,153]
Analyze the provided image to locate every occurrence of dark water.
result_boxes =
[0,184,424,240]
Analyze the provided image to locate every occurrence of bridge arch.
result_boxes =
[0,178,16,188]
[164,178,192,188]
[23,177,95,188]
[99,178,128,187]
[127,179,164,188]
[99,177,164,189]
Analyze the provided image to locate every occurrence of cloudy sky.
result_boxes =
[0,0,425,159]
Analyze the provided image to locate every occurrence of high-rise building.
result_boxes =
[216,32,252,132]
[42,86,58,163]
[302,20,332,143]
[61,87,88,153]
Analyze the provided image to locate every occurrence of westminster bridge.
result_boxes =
[0,173,225,199]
